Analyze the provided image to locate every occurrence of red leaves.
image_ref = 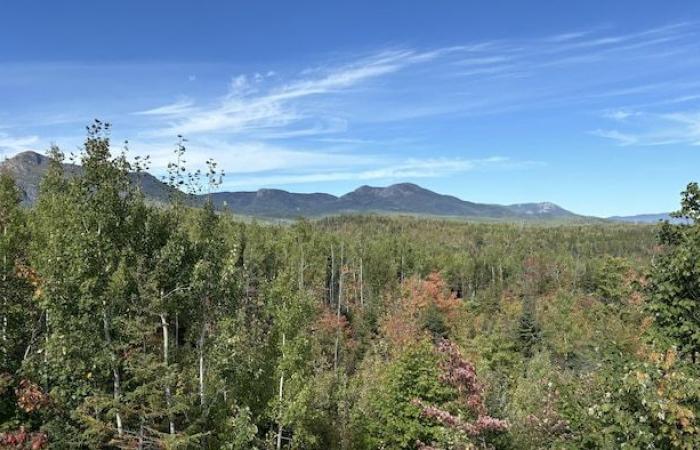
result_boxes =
[0,377,49,448]
[15,380,49,413]
[414,339,508,440]
[0,428,48,450]
[413,398,509,437]
[317,307,350,336]
[436,339,484,415]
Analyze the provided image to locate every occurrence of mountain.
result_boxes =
[1,150,582,220]
[336,183,515,217]
[0,151,173,205]
[209,189,338,217]
[506,202,577,219]
[608,213,688,224]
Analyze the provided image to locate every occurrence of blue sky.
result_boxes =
[1,1,700,216]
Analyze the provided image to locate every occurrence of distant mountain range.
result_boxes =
[0,151,668,222]
[607,213,687,224]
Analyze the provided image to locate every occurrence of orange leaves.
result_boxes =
[382,311,422,350]
[14,263,42,298]
[315,305,358,353]
[15,379,50,413]
[381,272,462,349]
[317,307,351,338]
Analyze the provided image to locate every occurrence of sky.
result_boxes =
[1,1,700,217]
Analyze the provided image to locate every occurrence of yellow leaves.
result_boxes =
[635,371,649,384]
[674,406,695,430]
[663,348,677,370]
[649,351,663,365]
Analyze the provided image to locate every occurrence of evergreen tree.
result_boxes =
[517,296,541,358]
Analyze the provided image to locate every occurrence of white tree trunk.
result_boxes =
[2,225,7,367]
[330,245,335,305]
[298,246,304,291]
[198,328,205,408]
[277,332,285,450]
[102,303,122,436]
[334,244,344,372]
[160,313,175,434]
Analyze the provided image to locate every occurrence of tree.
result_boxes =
[28,122,149,446]
[584,349,700,449]
[646,182,700,362]
[517,296,541,358]
[0,172,33,374]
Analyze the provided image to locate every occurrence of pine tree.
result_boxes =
[518,296,541,358]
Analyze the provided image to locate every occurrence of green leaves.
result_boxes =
[646,183,700,360]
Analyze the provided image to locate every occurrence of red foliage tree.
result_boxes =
[414,339,508,447]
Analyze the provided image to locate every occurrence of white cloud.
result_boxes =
[602,109,640,121]
[136,48,462,138]
[134,98,195,116]
[217,156,533,188]
[128,138,380,176]
[0,132,40,155]
[544,30,595,43]
[590,129,639,146]
[125,22,700,148]
[593,110,700,146]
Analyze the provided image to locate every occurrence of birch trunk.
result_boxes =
[334,244,344,372]
[198,326,206,408]
[298,246,304,291]
[175,313,179,350]
[330,244,335,305]
[1,225,6,367]
[276,332,286,450]
[102,302,123,436]
[160,312,175,434]
[1,224,8,367]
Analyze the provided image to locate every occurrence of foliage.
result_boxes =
[646,182,700,361]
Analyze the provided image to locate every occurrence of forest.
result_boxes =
[1,123,699,449]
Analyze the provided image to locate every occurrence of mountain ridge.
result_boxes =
[2,150,589,221]
[608,213,685,224]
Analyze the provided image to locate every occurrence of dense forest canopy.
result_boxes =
[0,123,698,449]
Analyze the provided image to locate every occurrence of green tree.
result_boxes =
[28,122,149,446]
[646,182,700,362]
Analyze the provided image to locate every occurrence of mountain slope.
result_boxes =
[2,151,582,220]
[506,202,577,219]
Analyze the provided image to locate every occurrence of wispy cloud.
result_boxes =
[129,21,700,144]
[136,48,461,138]
[0,132,39,156]
[134,98,195,116]
[217,156,537,189]
[593,110,700,146]
[602,109,640,121]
